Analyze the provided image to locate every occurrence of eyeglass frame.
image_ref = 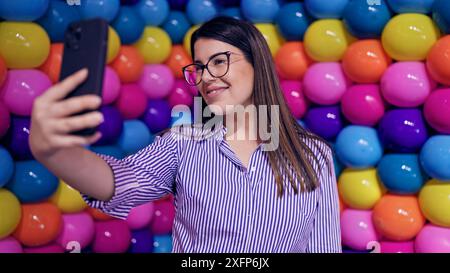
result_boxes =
[182,51,244,86]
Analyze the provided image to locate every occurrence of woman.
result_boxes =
[29,16,341,253]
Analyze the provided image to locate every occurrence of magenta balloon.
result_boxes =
[280,80,308,119]
[415,224,450,253]
[56,212,95,251]
[341,209,380,251]
[303,62,351,105]
[138,64,175,99]
[114,83,148,120]
[150,199,175,235]
[1,69,51,116]
[380,240,414,253]
[126,201,155,230]
[424,88,450,134]
[24,244,65,253]
[102,66,121,105]
[167,79,194,108]
[341,84,385,126]
[0,101,10,138]
[0,237,23,253]
[381,62,436,107]
[93,219,131,253]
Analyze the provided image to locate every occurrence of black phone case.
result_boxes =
[59,18,108,136]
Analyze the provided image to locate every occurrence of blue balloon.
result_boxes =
[162,11,191,44]
[0,145,14,188]
[0,0,49,21]
[111,6,145,44]
[335,125,383,168]
[6,160,58,203]
[170,109,192,128]
[153,235,172,253]
[37,0,81,42]
[343,0,393,38]
[432,0,450,34]
[377,154,426,194]
[4,116,33,160]
[220,7,244,20]
[117,120,152,155]
[134,0,170,26]
[90,145,125,159]
[387,0,435,13]
[305,0,349,19]
[275,3,312,40]
[297,119,306,128]
[241,0,282,23]
[420,135,450,181]
[186,0,220,25]
[129,229,154,253]
[78,0,120,22]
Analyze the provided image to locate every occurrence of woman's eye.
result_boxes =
[213,59,226,65]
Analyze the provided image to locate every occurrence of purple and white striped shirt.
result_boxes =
[83,123,341,253]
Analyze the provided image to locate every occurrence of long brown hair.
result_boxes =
[188,16,332,196]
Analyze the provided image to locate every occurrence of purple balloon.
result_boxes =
[129,229,154,253]
[4,116,32,160]
[141,100,172,133]
[168,0,188,10]
[304,106,344,141]
[378,109,428,153]
[95,106,124,145]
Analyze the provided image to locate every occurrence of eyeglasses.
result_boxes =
[182,51,243,86]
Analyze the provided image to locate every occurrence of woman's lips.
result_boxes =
[206,87,228,98]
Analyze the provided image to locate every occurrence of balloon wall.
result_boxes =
[0,0,450,253]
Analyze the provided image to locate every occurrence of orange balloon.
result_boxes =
[0,54,6,87]
[275,42,313,80]
[13,202,62,247]
[372,195,425,241]
[342,39,392,83]
[86,207,114,221]
[164,45,192,79]
[38,43,63,83]
[110,46,144,83]
[427,35,450,86]
[339,195,345,214]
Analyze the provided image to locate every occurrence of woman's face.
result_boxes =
[193,38,255,115]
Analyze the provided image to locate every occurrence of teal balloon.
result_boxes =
[117,120,153,156]
[0,145,14,188]
[335,125,383,168]
[153,235,172,253]
[377,154,426,194]
[6,160,58,203]
[162,11,191,44]
[420,135,450,181]
[37,0,81,42]
[78,0,120,22]
[134,0,170,26]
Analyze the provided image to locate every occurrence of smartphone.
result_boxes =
[59,18,108,136]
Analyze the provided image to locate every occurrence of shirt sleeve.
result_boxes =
[82,131,179,220]
[306,146,342,253]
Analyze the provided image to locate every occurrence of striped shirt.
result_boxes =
[83,123,341,253]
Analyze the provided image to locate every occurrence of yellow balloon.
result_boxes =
[382,14,440,61]
[0,189,21,239]
[338,168,385,210]
[255,23,282,57]
[134,26,172,64]
[0,22,50,69]
[107,26,121,64]
[419,179,450,227]
[304,19,355,62]
[49,180,87,213]
[183,25,200,56]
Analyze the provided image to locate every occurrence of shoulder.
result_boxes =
[162,123,224,142]
[299,132,334,180]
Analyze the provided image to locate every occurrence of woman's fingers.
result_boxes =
[52,111,104,134]
[50,95,101,118]
[41,68,89,103]
[52,131,102,148]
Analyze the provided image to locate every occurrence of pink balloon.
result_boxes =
[341,209,380,251]
[380,241,415,253]
[56,212,95,251]
[24,243,65,253]
[93,219,131,253]
[303,62,351,105]
[114,83,148,119]
[424,88,450,134]
[280,80,308,119]
[415,224,450,253]
[0,236,23,253]
[0,101,10,138]
[341,84,385,126]
[381,62,436,107]
[102,66,121,105]
[139,64,175,99]
[168,80,194,108]
[150,199,175,235]
[126,202,155,230]
[0,69,51,116]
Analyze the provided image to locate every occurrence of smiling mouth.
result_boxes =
[206,87,229,96]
